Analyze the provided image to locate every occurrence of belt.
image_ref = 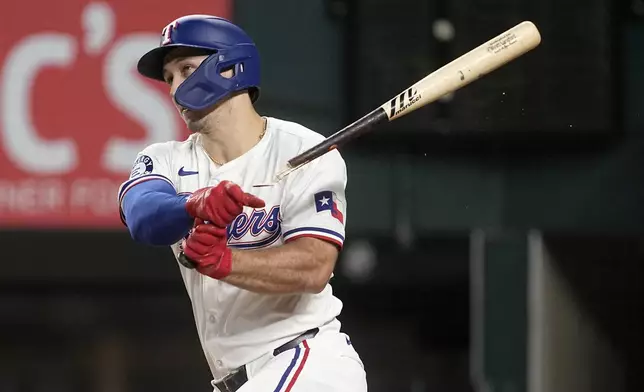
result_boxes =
[213,328,319,392]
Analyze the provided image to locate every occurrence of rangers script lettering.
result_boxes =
[227,206,282,249]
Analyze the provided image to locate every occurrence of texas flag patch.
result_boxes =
[314,191,344,223]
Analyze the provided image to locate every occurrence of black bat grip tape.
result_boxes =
[178,251,198,269]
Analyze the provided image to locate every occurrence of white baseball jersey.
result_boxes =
[117,117,347,379]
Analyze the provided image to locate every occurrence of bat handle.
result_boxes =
[287,108,389,168]
[177,251,197,269]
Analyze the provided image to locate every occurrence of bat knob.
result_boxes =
[177,251,198,269]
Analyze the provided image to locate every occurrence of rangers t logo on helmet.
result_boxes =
[161,20,180,45]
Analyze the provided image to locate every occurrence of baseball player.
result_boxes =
[118,15,367,392]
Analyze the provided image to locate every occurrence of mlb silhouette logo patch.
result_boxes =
[130,155,153,179]
[314,191,344,224]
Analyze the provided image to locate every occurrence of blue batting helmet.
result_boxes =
[137,15,260,111]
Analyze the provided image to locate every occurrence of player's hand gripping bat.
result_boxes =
[252,21,541,188]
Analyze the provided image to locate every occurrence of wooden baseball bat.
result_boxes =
[252,21,541,187]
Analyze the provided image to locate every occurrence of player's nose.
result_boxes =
[168,77,184,98]
[168,86,180,111]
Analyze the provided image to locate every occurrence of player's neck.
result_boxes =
[199,96,266,165]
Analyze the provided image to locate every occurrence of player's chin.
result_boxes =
[185,119,206,133]
[183,118,208,133]
[181,113,207,132]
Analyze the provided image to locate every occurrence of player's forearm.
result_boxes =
[223,238,338,295]
[121,180,193,246]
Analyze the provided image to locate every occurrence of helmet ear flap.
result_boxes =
[231,59,260,102]
[230,61,260,102]
[218,61,261,103]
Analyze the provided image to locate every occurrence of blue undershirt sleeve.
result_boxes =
[120,179,193,246]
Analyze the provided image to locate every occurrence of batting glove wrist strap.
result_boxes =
[180,219,233,279]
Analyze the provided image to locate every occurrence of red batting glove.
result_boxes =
[185,180,265,227]
[182,219,233,280]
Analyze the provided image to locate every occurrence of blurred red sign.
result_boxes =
[0,1,231,228]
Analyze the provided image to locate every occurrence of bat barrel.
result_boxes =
[288,108,389,168]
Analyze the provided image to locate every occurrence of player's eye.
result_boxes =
[181,64,194,76]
